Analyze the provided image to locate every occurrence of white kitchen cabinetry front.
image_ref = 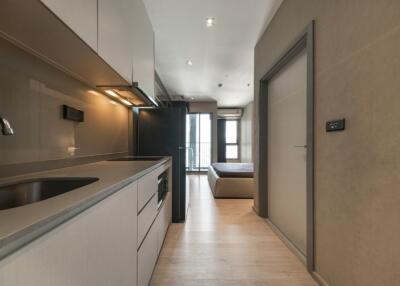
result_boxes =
[98,0,133,82]
[138,220,159,286]
[40,0,98,51]
[156,191,172,254]
[0,182,138,286]
[138,194,158,246]
[131,0,155,100]
[138,169,158,211]
[137,199,171,286]
[40,0,155,97]
[137,164,172,285]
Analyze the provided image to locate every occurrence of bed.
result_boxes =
[208,163,254,198]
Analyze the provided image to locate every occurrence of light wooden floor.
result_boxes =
[150,175,316,286]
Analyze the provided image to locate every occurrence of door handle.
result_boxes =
[294,145,307,148]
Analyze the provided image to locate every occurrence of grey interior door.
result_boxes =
[267,49,308,255]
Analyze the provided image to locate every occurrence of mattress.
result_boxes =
[211,163,254,178]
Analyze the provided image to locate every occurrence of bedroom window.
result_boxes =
[225,120,239,160]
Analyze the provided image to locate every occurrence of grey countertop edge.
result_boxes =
[0,157,171,261]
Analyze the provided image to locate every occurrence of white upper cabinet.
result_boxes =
[98,0,134,83]
[40,0,155,94]
[131,0,155,100]
[40,0,98,51]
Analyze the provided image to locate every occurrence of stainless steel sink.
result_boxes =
[0,177,99,210]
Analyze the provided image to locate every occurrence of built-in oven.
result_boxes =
[157,171,168,209]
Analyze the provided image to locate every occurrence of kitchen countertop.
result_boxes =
[0,157,171,260]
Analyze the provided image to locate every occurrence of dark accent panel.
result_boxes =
[217,119,226,162]
[258,81,269,218]
[62,105,84,122]
[137,102,188,222]
[130,107,139,156]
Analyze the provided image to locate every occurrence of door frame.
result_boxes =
[258,21,315,272]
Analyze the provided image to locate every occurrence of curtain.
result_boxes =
[217,119,226,162]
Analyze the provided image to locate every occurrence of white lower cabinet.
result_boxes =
[137,191,172,286]
[138,221,159,286]
[0,162,172,286]
[156,192,172,253]
[138,170,158,212]
[136,162,172,286]
[0,182,138,286]
[138,194,158,247]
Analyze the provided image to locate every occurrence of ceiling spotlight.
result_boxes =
[218,83,223,88]
[187,60,193,66]
[88,90,100,96]
[206,17,215,27]
[120,98,133,106]
[105,90,119,98]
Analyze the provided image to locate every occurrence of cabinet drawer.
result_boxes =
[138,221,158,286]
[138,194,158,247]
[156,192,172,254]
[138,170,158,212]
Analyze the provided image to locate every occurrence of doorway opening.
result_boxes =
[185,113,212,172]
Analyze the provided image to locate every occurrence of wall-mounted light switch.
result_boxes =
[326,118,345,132]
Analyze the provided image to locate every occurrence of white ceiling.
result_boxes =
[143,0,283,107]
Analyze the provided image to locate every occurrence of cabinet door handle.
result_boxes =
[294,145,307,148]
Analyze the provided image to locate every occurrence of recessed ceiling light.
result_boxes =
[120,98,133,106]
[88,90,100,96]
[187,60,193,66]
[190,97,195,100]
[206,17,215,27]
[105,90,119,98]
[218,83,223,88]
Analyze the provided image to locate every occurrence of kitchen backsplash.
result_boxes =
[0,37,129,176]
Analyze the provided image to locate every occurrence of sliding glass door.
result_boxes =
[186,113,212,171]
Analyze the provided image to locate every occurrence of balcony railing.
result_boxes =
[185,142,211,171]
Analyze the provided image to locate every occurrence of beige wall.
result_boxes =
[254,1,400,285]
[241,102,253,163]
[0,37,129,175]
[189,101,218,163]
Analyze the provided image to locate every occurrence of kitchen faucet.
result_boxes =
[0,115,14,135]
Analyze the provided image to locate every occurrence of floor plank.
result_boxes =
[151,175,316,286]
